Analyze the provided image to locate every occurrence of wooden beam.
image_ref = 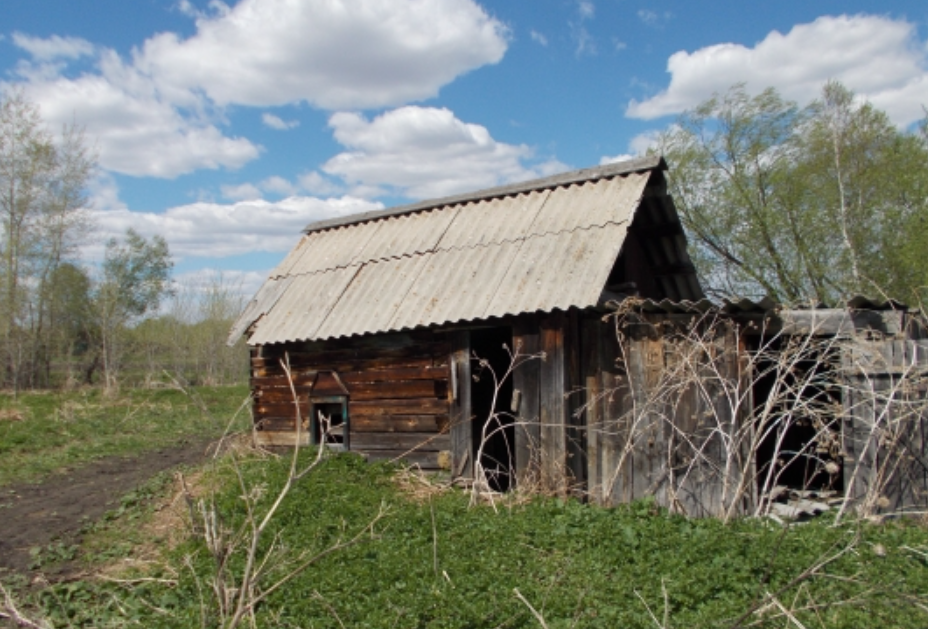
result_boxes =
[513,315,541,488]
[450,331,473,480]
[540,311,568,496]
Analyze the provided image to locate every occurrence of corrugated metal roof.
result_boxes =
[230,157,702,346]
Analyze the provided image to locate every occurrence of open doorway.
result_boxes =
[752,338,844,495]
[470,326,514,491]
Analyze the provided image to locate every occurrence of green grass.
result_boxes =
[27,451,928,628]
[0,384,250,486]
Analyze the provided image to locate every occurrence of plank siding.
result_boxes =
[449,331,473,479]
[540,312,569,495]
[251,330,452,470]
[513,317,541,488]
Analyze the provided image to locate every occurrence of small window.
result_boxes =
[310,395,349,451]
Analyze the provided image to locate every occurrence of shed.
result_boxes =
[229,155,702,494]
[230,155,928,517]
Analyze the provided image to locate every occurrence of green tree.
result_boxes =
[660,82,928,304]
[0,90,94,390]
[43,262,94,385]
[93,228,173,391]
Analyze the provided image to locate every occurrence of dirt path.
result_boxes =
[0,439,216,576]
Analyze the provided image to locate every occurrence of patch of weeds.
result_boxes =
[28,541,80,570]
[16,450,928,628]
[0,384,250,486]
[80,470,182,569]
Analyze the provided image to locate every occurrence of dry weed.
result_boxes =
[392,466,450,503]
[0,408,25,422]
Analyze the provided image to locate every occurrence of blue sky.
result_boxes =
[3,0,927,296]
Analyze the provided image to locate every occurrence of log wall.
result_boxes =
[251,330,452,469]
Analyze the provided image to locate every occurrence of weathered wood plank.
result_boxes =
[349,380,447,401]
[513,316,541,488]
[352,415,449,433]
[251,373,318,388]
[252,355,438,376]
[582,315,603,502]
[601,317,631,506]
[255,401,308,417]
[339,365,449,384]
[540,311,568,495]
[364,449,445,470]
[253,387,310,403]
[350,398,449,416]
[566,310,586,491]
[254,417,300,431]
[254,431,310,447]
[450,331,473,479]
[351,432,450,451]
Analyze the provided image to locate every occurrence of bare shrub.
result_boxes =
[592,302,928,522]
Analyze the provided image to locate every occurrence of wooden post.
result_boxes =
[450,330,473,479]
[567,310,587,493]
[540,312,568,495]
[513,316,541,488]
[582,315,603,502]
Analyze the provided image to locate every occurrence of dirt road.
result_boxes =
[0,439,214,576]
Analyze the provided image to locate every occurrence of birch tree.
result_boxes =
[0,90,93,390]
[661,82,928,304]
[94,229,173,391]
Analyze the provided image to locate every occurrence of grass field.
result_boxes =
[0,384,250,486]
[14,449,928,628]
[3,391,928,628]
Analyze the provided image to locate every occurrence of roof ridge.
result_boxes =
[302,155,665,234]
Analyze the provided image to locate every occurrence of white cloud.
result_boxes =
[322,106,567,200]
[530,30,548,46]
[86,172,128,213]
[86,195,382,259]
[636,9,672,27]
[8,0,509,179]
[571,0,596,56]
[578,1,595,19]
[171,268,268,306]
[13,50,261,178]
[298,171,344,196]
[260,175,298,196]
[221,183,262,201]
[600,130,662,165]
[261,112,299,130]
[573,25,595,56]
[12,33,95,60]
[138,0,509,110]
[627,14,928,126]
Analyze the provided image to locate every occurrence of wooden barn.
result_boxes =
[229,155,928,517]
[229,156,702,493]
